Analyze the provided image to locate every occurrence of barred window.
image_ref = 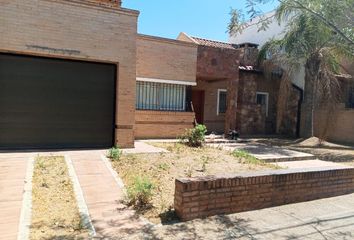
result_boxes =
[136,81,186,111]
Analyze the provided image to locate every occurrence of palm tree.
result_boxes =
[257,3,353,138]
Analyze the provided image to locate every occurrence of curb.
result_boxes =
[17,157,34,240]
[65,155,96,237]
[100,154,155,227]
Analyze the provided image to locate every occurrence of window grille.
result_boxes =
[136,81,187,111]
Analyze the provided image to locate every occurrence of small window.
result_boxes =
[217,89,227,115]
[256,92,269,117]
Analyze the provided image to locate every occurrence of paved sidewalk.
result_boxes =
[123,141,168,154]
[208,142,315,162]
[69,150,148,239]
[126,193,354,240]
[273,159,350,170]
[0,152,32,240]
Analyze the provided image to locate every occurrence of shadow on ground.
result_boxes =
[91,202,354,240]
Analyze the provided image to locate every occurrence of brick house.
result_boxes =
[177,33,299,136]
[231,11,354,144]
[0,0,298,150]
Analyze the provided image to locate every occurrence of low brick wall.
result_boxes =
[135,110,195,139]
[174,167,354,221]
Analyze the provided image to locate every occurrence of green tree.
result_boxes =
[229,0,354,48]
[229,0,354,138]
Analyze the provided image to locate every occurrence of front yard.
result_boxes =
[111,142,278,224]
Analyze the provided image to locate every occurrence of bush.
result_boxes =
[127,176,154,208]
[181,124,207,147]
[108,146,122,161]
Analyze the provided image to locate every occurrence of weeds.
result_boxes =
[108,146,122,161]
[127,176,154,208]
[232,149,264,165]
[185,166,193,177]
[158,163,169,171]
[201,156,211,172]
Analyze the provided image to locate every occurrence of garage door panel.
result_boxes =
[0,53,116,149]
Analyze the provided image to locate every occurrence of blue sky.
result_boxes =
[123,0,278,42]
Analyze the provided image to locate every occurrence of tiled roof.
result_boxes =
[191,36,239,50]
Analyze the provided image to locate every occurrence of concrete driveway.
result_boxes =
[0,152,34,240]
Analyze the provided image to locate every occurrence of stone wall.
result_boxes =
[175,167,354,221]
[236,104,265,134]
[135,110,195,139]
[194,45,240,80]
[192,72,273,135]
[237,72,266,134]
[0,0,138,147]
[256,74,281,134]
[280,86,301,137]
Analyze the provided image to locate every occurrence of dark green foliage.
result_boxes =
[181,124,207,147]
[108,146,122,161]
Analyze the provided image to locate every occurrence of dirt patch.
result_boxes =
[30,156,88,240]
[111,143,276,224]
[296,137,353,149]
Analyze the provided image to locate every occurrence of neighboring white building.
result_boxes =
[229,11,305,90]
[229,11,285,47]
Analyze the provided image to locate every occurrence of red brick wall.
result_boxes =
[174,167,354,221]
[136,34,197,84]
[192,80,228,133]
[135,110,195,139]
[0,0,138,148]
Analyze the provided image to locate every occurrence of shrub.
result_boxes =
[108,146,122,161]
[127,176,154,208]
[181,124,207,147]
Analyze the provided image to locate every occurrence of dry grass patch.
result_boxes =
[111,143,276,224]
[30,156,88,240]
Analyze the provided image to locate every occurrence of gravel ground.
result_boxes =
[30,156,88,239]
[111,143,276,224]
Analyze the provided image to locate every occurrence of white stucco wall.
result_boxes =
[230,11,305,90]
[229,12,286,47]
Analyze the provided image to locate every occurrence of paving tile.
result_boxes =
[70,150,147,238]
[0,156,29,240]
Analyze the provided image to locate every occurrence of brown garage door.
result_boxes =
[0,53,116,149]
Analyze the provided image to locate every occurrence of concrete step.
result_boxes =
[208,143,317,162]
